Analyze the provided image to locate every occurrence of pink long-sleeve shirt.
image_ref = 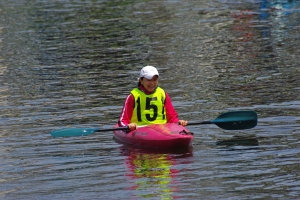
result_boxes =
[118,86,179,127]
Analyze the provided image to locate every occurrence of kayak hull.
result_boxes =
[113,123,194,149]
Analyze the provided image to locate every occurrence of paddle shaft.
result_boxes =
[95,126,129,132]
[187,121,211,126]
[98,121,212,132]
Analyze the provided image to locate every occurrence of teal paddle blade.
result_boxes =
[50,126,129,138]
[51,128,99,138]
[211,111,257,130]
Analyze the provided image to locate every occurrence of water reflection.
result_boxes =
[202,0,300,117]
[119,145,193,199]
[216,135,259,147]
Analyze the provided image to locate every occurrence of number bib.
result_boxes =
[130,87,167,126]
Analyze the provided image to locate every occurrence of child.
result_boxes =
[118,66,188,131]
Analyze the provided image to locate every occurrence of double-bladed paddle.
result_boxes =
[50,110,257,138]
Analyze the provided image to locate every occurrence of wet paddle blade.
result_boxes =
[51,128,99,138]
[50,126,129,138]
[212,111,257,130]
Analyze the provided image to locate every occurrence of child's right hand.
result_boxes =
[127,123,137,131]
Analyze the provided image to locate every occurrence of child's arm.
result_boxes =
[165,93,180,123]
[118,94,134,127]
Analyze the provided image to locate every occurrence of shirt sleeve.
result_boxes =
[165,93,179,123]
[118,94,134,127]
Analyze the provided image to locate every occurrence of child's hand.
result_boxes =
[127,123,137,131]
[178,120,188,126]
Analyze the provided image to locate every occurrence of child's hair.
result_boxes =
[137,77,143,86]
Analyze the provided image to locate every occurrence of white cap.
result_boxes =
[139,66,159,79]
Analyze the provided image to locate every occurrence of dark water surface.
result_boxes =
[1,0,300,199]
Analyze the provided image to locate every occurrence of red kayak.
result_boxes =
[113,123,194,149]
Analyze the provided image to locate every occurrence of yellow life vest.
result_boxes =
[130,87,167,126]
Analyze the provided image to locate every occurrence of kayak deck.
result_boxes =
[113,123,194,149]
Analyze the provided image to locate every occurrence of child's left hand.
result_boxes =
[178,120,188,126]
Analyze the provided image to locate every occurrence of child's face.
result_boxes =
[140,75,159,92]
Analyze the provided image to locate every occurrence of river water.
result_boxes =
[1,0,300,199]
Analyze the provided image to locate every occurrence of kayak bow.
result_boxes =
[113,123,194,149]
